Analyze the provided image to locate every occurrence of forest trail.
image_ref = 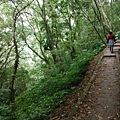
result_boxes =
[50,40,120,120]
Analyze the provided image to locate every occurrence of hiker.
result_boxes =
[107,31,116,53]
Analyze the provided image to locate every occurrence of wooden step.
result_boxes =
[114,43,120,46]
[113,47,120,51]
[103,54,116,57]
[116,40,120,43]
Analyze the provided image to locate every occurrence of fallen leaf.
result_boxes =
[96,92,100,95]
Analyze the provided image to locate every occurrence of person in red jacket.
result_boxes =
[107,31,116,53]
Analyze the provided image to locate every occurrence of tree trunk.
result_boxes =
[9,15,19,103]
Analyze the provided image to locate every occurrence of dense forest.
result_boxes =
[0,0,120,120]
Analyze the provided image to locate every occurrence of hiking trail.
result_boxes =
[50,40,120,120]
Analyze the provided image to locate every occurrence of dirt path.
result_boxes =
[50,41,120,120]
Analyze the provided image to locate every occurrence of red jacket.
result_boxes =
[107,34,115,43]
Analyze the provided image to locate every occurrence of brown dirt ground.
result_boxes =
[49,42,120,120]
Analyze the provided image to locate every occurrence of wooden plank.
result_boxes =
[103,54,116,57]
[114,43,120,46]
[114,50,119,52]
[113,48,120,50]
[116,40,120,43]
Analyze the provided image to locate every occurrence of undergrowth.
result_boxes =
[15,44,105,120]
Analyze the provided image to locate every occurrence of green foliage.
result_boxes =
[15,67,29,96]
[0,89,11,120]
[0,104,11,120]
[15,46,104,120]
[0,0,118,120]
[116,31,120,40]
[88,41,105,55]
[0,103,17,120]
[0,89,10,104]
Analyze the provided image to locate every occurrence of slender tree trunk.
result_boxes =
[79,6,107,46]
[92,1,107,40]
[41,0,58,63]
[98,0,113,31]
[9,15,19,103]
